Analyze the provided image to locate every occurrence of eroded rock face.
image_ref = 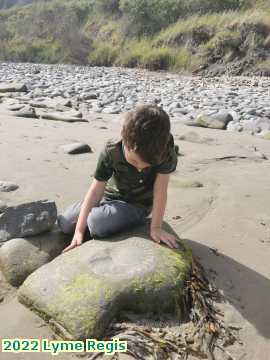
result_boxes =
[0,226,67,287]
[0,200,57,242]
[18,225,191,340]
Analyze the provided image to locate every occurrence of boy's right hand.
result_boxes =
[62,231,84,253]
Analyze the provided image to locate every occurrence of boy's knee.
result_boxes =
[87,207,109,238]
[57,200,83,235]
[57,214,75,235]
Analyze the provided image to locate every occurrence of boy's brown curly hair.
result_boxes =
[122,104,171,165]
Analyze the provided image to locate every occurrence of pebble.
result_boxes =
[60,142,93,154]
[0,181,19,192]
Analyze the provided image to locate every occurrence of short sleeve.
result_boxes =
[93,142,114,182]
[154,134,178,174]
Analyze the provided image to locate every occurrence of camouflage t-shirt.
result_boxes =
[93,133,178,213]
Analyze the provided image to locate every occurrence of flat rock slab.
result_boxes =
[14,105,38,118]
[30,98,72,109]
[8,104,26,111]
[18,226,191,340]
[0,226,67,287]
[0,181,19,192]
[0,200,57,242]
[0,82,28,93]
[40,111,87,123]
[60,143,93,154]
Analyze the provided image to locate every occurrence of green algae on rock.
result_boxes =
[18,224,191,340]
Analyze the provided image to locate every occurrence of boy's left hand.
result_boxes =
[150,227,179,249]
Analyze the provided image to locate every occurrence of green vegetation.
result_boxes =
[0,0,269,73]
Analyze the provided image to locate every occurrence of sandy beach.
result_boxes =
[0,96,270,360]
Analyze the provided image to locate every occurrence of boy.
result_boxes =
[58,104,179,252]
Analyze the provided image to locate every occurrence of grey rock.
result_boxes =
[0,200,57,243]
[255,118,270,131]
[30,98,72,109]
[0,181,19,192]
[14,106,38,119]
[226,121,243,132]
[60,143,93,154]
[0,226,67,287]
[18,223,191,340]
[246,108,257,116]
[82,93,98,100]
[0,82,27,93]
[8,104,26,111]
[102,106,121,114]
[91,105,103,113]
[241,120,260,134]
[258,130,270,140]
[194,111,233,129]
[40,112,87,123]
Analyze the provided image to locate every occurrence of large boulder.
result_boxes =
[18,223,191,340]
[0,226,67,287]
[0,200,57,242]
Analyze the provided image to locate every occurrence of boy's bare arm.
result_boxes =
[62,179,106,252]
[150,173,178,249]
[75,179,106,233]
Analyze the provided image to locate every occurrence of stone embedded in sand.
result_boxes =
[174,145,181,156]
[8,104,26,111]
[0,82,28,93]
[102,106,121,114]
[259,130,270,140]
[194,111,233,129]
[29,98,72,109]
[18,225,191,340]
[0,181,19,192]
[14,105,38,119]
[40,111,87,123]
[0,226,67,287]
[0,200,57,243]
[60,143,93,154]
[81,93,98,100]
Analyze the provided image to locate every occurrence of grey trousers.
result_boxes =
[57,198,150,239]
